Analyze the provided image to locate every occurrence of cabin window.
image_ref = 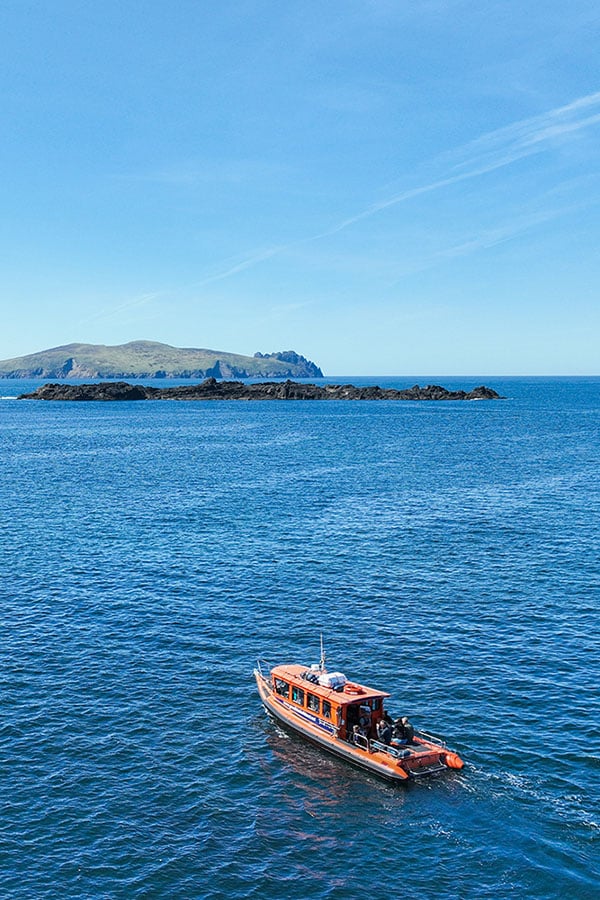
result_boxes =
[274,679,289,698]
[291,686,305,706]
[322,700,332,719]
[372,698,381,711]
[307,693,320,713]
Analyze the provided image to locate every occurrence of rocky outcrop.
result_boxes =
[253,351,323,378]
[19,379,503,402]
[19,381,149,401]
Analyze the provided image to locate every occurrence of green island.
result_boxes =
[0,341,322,379]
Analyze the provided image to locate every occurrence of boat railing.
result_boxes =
[414,729,446,747]
[370,740,410,760]
[406,761,447,777]
[255,658,272,680]
[353,733,370,752]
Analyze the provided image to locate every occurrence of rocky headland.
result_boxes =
[0,341,323,379]
[19,379,503,402]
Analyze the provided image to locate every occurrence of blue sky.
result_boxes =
[1,0,599,374]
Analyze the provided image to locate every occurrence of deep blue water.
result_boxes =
[1,377,598,899]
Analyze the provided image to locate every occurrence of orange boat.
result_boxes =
[254,649,464,783]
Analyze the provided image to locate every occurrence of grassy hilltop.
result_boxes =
[0,341,323,379]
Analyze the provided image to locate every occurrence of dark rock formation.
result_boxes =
[19,379,503,402]
[19,381,149,401]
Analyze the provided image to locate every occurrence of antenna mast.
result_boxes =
[320,633,326,672]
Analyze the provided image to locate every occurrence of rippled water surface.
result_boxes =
[1,378,598,898]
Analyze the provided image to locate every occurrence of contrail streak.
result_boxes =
[181,91,600,288]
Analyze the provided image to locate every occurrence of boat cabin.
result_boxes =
[270,663,390,743]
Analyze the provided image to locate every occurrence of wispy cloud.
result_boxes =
[317,91,600,238]
[267,299,315,319]
[387,201,587,283]
[448,91,600,172]
[166,91,600,293]
[186,247,282,290]
[77,291,162,327]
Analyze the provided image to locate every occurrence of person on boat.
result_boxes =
[393,716,415,743]
[352,725,365,744]
[358,706,371,735]
[376,719,392,745]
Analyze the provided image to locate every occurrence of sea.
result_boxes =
[1,376,598,899]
